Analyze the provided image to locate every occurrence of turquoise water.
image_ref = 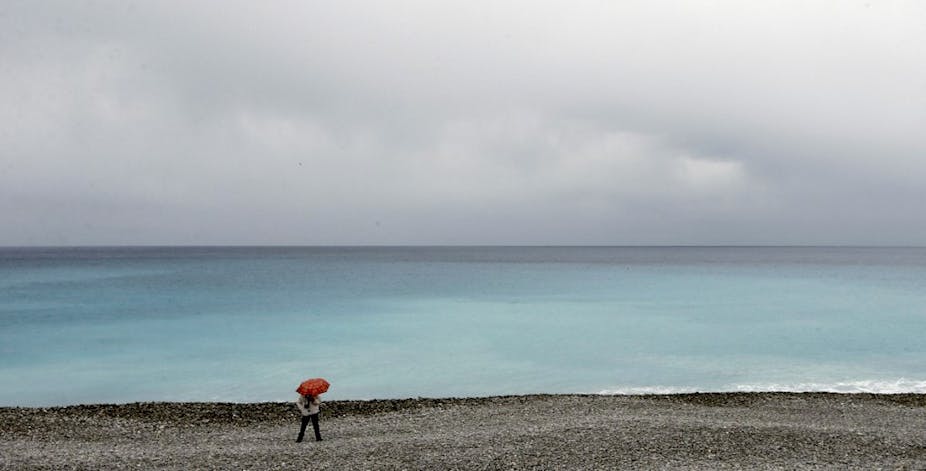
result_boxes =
[2,246,925,406]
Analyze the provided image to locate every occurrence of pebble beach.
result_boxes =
[3,393,925,470]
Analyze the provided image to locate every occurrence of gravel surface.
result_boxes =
[2,393,925,470]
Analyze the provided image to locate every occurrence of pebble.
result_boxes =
[2,393,925,469]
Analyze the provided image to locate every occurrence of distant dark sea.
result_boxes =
[2,246,925,406]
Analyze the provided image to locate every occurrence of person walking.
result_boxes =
[296,392,322,442]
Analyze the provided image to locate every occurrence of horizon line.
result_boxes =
[2,244,925,249]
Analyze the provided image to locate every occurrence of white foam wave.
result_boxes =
[732,379,926,394]
[597,379,926,395]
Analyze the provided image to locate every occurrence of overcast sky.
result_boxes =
[2,1,924,245]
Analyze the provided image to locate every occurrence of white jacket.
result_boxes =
[296,394,321,416]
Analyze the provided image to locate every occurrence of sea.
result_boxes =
[1,246,925,406]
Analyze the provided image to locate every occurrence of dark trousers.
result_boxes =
[297,413,321,441]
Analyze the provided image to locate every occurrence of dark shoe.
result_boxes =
[316,438,323,442]
[296,438,303,443]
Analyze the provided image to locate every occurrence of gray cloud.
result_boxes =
[2,0,925,245]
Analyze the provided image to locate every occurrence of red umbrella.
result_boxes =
[296,378,330,396]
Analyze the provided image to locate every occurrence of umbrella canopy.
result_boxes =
[296,378,330,396]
